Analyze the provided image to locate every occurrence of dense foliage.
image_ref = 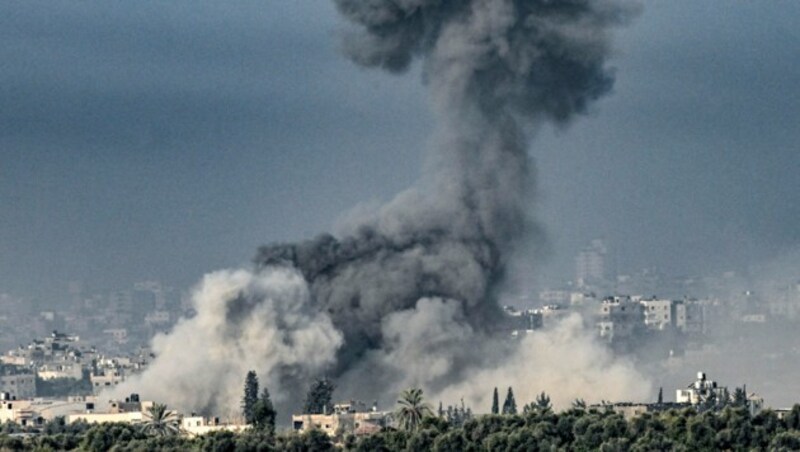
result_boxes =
[242,370,260,424]
[302,377,335,415]
[241,370,277,432]
[3,405,800,451]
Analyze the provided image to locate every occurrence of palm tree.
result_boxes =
[142,402,182,437]
[395,387,433,432]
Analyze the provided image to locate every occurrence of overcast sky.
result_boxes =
[2,1,798,301]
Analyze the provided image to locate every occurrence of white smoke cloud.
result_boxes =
[112,267,342,417]
[435,313,653,411]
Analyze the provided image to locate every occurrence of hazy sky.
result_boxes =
[2,1,799,300]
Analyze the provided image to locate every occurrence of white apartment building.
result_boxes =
[641,298,673,330]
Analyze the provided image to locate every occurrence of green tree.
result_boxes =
[252,386,277,432]
[502,387,517,415]
[535,391,552,412]
[432,430,466,451]
[770,431,800,451]
[396,387,433,432]
[700,389,718,412]
[491,387,499,415]
[142,403,181,437]
[572,399,587,410]
[242,370,260,424]
[732,386,748,408]
[303,377,335,414]
[657,387,663,405]
[786,404,800,430]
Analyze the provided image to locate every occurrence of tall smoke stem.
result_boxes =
[257,0,637,376]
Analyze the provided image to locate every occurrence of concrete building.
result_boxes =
[596,296,643,345]
[291,401,389,438]
[181,416,248,437]
[37,363,83,381]
[676,372,726,405]
[576,239,609,289]
[90,370,125,394]
[1,395,96,425]
[0,366,36,399]
[674,299,706,336]
[502,306,543,335]
[641,298,673,331]
[0,395,38,426]
[675,371,763,415]
[67,395,152,425]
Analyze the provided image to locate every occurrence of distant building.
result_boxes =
[674,299,706,336]
[676,371,763,415]
[502,306,543,335]
[538,290,569,306]
[0,395,39,426]
[291,401,390,438]
[0,365,36,399]
[596,296,643,345]
[676,372,727,405]
[181,416,248,437]
[37,363,83,381]
[67,394,150,425]
[640,298,673,331]
[90,370,125,394]
[576,239,609,289]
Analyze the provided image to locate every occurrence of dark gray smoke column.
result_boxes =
[257,0,634,376]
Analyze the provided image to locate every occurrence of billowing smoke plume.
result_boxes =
[118,268,342,418]
[118,0,646,415]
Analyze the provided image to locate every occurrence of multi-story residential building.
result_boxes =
[0,365,36,399]
[641,298,673,331]
[596,296,643,344]
[576,239,610,289]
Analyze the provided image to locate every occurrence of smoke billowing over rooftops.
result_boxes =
[116,0,649,416]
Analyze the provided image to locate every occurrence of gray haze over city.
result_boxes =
[2,0,800,417]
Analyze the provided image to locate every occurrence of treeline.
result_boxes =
[4,404,800,451]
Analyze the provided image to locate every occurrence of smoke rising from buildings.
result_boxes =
[118,0,646,414]
[118,268,342,417]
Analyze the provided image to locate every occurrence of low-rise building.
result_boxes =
[181,416,248,436]
[676,371,763,415]
[676,372,727,405]
[66,394,151,425]
[0,395,39,426]
[291,401,389,438]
